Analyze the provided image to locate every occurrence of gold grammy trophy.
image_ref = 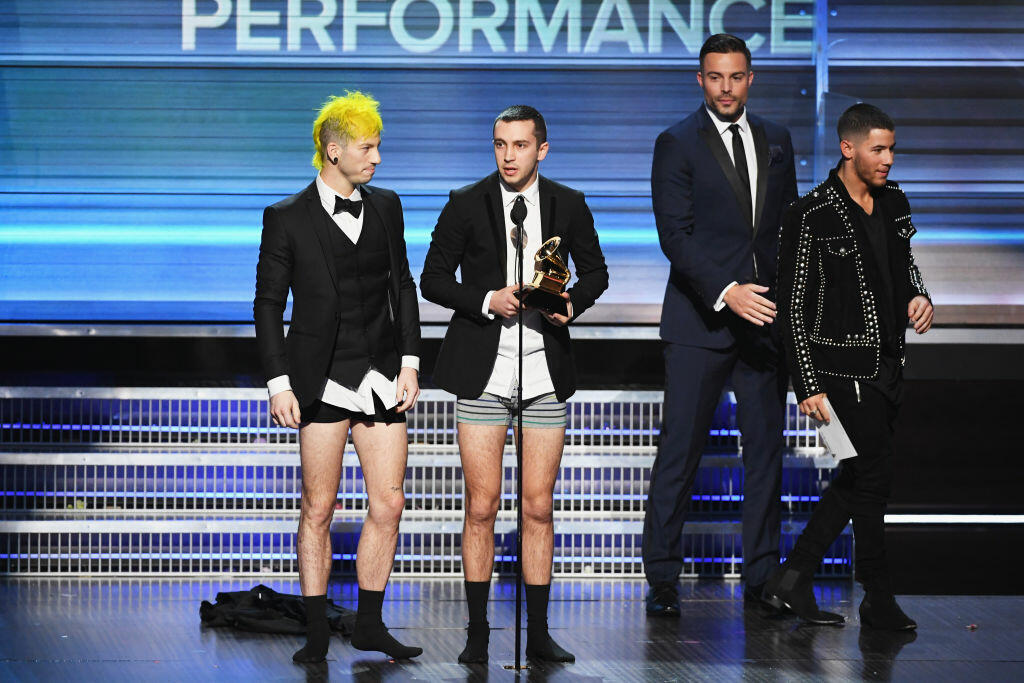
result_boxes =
[515,236,570,316]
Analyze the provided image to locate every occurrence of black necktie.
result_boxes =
[728,123,752,217]
[333,195,362,219]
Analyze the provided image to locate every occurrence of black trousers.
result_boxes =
[790,373,900,590]
[643,339,787,586]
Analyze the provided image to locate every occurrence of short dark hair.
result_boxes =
[699,33,751,71]
[494,105,547,144]
[837,103,895,141]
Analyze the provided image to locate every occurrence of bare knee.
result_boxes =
[465,490,500,527]
[300,494,336,530]
[367,489,405,528]
[522,494,553,527]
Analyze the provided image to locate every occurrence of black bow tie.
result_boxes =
[333,196,362,218]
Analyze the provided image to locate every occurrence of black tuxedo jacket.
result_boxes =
[253,181,421,406]
[420,172,608,402]
[652,105,798,348]
[777,170,930,402]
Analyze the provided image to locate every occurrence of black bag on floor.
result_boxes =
[199,584,355,636]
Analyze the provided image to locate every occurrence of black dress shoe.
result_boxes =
[860,592,917,631]
[744,581,791,613]
[645,583,680,617]
[763,567,844,625]
[743,582,770,606]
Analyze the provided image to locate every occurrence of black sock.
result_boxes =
[525,583,550,633]
[350,588,423,659]
[524,583,574,663]
[465,580,491,625]
[292,594,330,663]
[458,580,491,663]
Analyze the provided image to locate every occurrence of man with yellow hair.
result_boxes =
[254,91,422,663]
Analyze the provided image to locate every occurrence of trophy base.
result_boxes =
[514,286,568,316]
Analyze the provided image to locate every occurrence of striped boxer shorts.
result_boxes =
[456,392,567,428]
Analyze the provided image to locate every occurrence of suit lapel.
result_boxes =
[361,186,399,273]
[697,107,754,228]
[751,119,769,235]
[484,172,507,273]
[303,182,340,294]
[362,186,405,322]
[539,176,556,242]
[361,186,392,245]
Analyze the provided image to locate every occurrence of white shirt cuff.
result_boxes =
[401,355,420,372]
[714,282,739,312]
[267,375,292,397]
[482,290,496,319]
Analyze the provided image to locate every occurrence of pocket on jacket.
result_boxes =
[894,216,916,240]
[813,237,865,343]
[821,236,856,258]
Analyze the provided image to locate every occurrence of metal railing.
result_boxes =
[0,388,839,577]
[1,512,852,579]
[0,451,835,515]
[0,388,823,452]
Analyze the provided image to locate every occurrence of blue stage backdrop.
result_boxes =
[1,1,1022,322]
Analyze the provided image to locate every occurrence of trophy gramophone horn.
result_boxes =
[510,236,571,316]
[533,236,570,281]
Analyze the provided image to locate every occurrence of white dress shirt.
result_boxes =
[266,174,419,413]
[706,106,758,312]
[478,177,556,400]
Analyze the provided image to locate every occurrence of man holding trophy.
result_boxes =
[420,105,608,664]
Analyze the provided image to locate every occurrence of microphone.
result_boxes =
[510,195,528,250]
[510,194,527,227]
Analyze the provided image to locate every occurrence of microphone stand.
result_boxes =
[513,211,525,672]
[503,194,529,674]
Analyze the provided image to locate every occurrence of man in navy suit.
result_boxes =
[643,34,799,616]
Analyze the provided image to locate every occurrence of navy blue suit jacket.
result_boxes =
[652,105,798,348]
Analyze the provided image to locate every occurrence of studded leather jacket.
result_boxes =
[776,170,929,402]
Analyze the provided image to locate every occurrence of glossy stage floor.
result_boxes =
[1,577,1021,682]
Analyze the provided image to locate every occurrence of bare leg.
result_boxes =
[457,423,508,581]
[347,419,422,659]
[293,420,349,663]
[349,420,410,590]
[454,421,506,662]
[297,420,349,595]
[519,425,575,663]
[519,426,565,585]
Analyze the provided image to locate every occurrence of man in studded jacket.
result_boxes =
[765,104,933,630]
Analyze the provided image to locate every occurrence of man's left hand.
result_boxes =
[540,292,573,327]
[908,295,933,334]
[395,367,420,413]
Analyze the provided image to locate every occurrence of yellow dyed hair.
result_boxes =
[311,91,383,170]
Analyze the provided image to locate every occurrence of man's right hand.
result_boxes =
[270,390,302,429]
[488,284,523,319]
[799,393,830,424]
[723,283,776,326]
